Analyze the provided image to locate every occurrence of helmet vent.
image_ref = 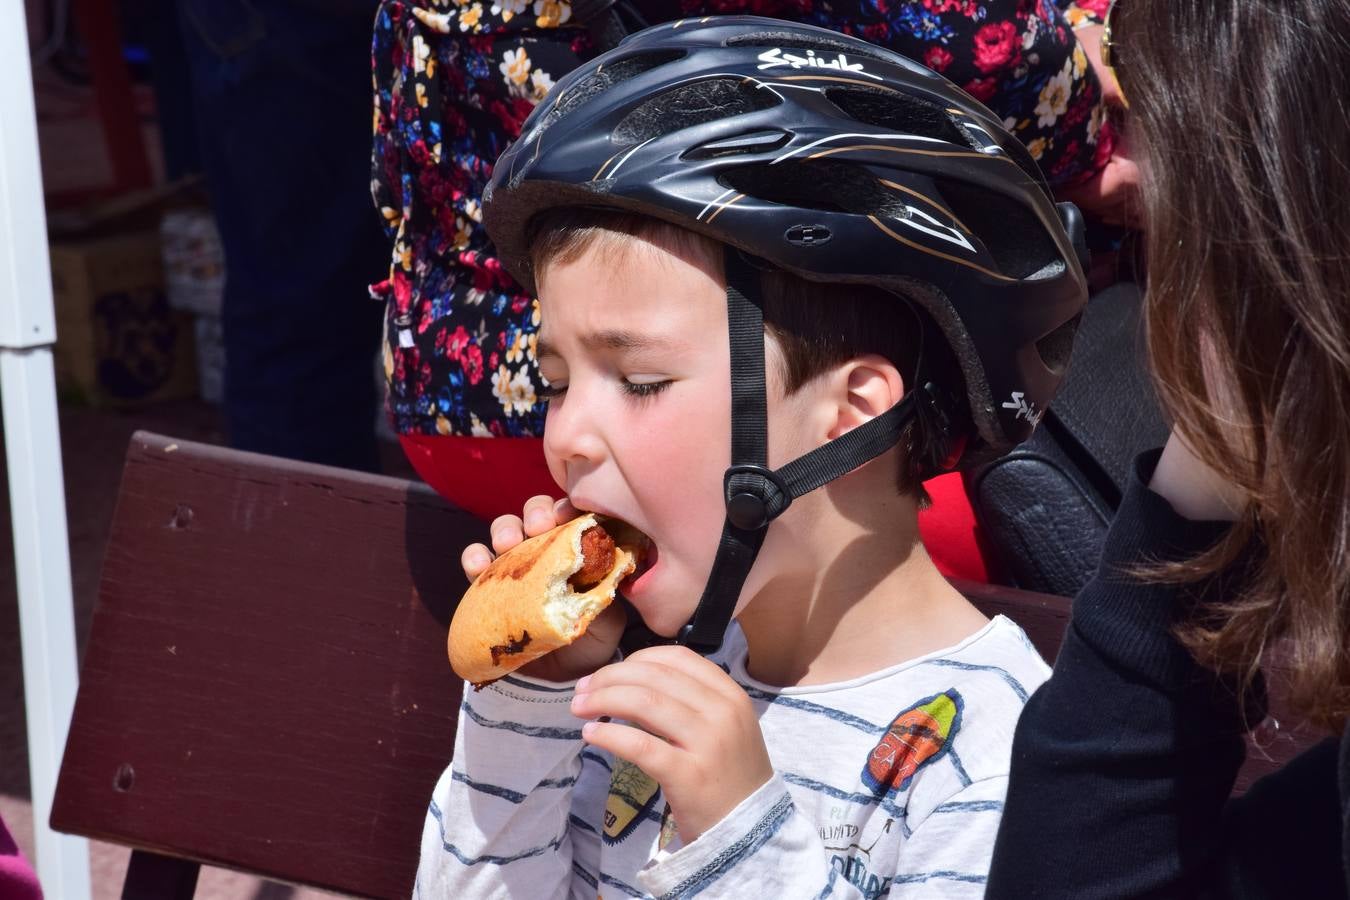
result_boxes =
[1035,312,1082,376]
[612,77,779,146]
[934,179,1064,280]
[720,160,899,217]
[684,129,792,160]
[825,87,971,148]
[551,50,685,121]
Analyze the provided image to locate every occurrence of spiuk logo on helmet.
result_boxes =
[755,47,882,81]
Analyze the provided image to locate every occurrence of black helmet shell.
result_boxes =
[484,15,1088,457]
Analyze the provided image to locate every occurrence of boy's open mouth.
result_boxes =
[620,540,657,595]
[577,512,655,595]
[575,511,656,596]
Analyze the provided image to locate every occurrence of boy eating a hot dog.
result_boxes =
[417,16,1088,898]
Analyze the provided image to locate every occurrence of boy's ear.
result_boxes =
[826,354,906,441]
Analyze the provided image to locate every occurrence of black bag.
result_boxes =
[971,281,1169,597]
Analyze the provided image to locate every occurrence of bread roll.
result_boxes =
[448,514,642,686]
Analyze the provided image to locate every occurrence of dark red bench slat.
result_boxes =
[52,432,485,898]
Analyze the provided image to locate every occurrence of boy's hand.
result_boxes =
[570,645,774,844]
[460,494,627,683]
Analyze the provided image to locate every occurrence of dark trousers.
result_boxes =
[178,0,386,471]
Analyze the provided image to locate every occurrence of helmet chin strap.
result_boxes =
[674,249,953,655]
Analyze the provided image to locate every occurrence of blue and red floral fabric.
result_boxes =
[370,0,1112,438]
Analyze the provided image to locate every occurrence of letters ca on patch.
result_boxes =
[861,690,963,795]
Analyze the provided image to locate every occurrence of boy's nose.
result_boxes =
[542,391,607,473]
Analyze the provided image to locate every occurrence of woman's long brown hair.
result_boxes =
[1116,0,1350,730]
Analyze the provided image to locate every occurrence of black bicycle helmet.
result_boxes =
[483,15,1089,653]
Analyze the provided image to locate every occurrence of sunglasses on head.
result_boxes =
[1101,0,1128,107]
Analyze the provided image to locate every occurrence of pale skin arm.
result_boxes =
[1148,430,1246,523]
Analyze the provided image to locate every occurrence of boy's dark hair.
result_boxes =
[527,206,967,506]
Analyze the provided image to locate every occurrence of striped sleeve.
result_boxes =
[636,775,871,900]
[635,776,1008,899]
[414,675,593,900]
[886,777,1010,898]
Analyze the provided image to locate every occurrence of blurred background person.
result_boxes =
[179,0,388,471]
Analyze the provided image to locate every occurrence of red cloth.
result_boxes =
[402,434,994,583]
[920,470,993,583]
[401,434,564,524]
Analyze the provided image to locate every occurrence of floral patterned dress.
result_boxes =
[371,0,1112,440]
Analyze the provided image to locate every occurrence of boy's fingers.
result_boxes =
[580,720,679,777]
[571,683,701,746]
[461,543,494,581]
[624,644,746,702]
[577,660,705,713]
[489,514,525,554]
[522,494,559,536]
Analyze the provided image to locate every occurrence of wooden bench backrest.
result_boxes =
[51,433,483,898]
[50,433,1317,898]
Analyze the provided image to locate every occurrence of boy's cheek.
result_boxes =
[635,423,725,520]
[643,486,726,600]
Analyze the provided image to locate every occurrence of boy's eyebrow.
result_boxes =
[536,330,686,360]
[582,330,685,353]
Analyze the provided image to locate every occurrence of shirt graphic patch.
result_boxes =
[603,758,660,845]
[658,802,678,851]
[861,690,963,795]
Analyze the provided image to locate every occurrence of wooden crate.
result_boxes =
[49,230,198,407]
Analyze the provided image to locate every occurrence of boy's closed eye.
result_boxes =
[538,376,672,401]
[619,375,671,399]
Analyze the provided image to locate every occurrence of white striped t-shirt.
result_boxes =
[415,614,1050,899]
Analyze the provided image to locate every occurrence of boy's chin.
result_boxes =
[622,568,700,641]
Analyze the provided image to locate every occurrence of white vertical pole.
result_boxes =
[0,5,93,900]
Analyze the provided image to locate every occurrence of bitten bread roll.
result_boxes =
[448,514,643,686]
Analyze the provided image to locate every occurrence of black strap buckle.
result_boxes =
[722,464,792,532]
